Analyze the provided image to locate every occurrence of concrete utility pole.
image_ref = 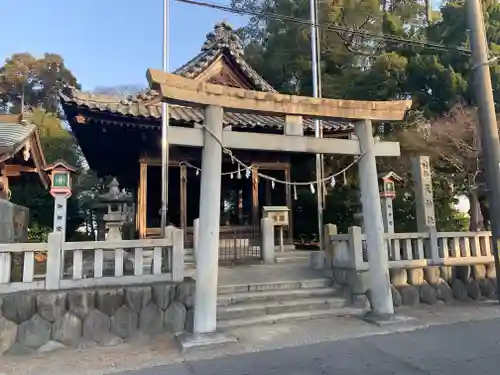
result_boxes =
[466,0,500,299]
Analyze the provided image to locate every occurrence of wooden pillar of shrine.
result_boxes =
[180,164,187,230]
[284,166,293,244]
[251,166,259,228]
[137,162,148,239]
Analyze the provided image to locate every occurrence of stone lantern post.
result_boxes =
[97,178,133,241]
[44,160,77,241]
[378,171,403,234]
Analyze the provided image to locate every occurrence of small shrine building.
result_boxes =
[59,22,355,261]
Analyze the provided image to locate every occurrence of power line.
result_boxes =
[176,0,471,55]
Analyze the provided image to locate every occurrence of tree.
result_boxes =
[396,104,486,230]
[0,53,79,113]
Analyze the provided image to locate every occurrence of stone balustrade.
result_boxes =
[0,227,185,294]
[0,227,191,356]
[325,224,498,309]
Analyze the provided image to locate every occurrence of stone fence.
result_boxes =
[0,227,192,356]
[0,227,184,294]
[325,224,497,308]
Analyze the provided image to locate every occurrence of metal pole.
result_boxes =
[160,0,170,236]
[467,0,500,301]
[309,0,324,250]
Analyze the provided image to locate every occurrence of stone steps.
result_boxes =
[216,278,365,329]
[275,250,310,265]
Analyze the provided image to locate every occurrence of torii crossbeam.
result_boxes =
[147,68,411,344]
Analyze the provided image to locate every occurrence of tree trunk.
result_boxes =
[468,190,484,231]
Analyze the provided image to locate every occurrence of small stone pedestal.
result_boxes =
[363,311,416,327]
[176,332,238,353]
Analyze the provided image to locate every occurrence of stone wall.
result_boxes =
[0,277,195,356]
[334,264,497,309]
[0,200,29,243]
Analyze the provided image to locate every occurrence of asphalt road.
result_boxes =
[113,318,500,375]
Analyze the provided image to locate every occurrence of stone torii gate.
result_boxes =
[147,69,411,344]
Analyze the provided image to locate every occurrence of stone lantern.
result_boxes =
[97,178,133,241]
[378,171,403,233]
[44,160,77,241]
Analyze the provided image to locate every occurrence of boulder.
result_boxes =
[176,278,195,309]
[1,293,36,324]
[346,271,368,294]
[479,278,496,299]
[111,305,138,339]
[125,286,152,314]
[433,280,454,303]
[152,284,176,310]
[96,289,124,317]
[139,303,164,335]
[455,266,470,283]
[17,314,52,349]
[390,285,402,307]
[397,285,420,307]
[452,279,469,301]
[351,294,370,309]
[185,309,194,333]
[38,340,67,353]
[465,279,482,301]
[51,312,82,347]
[37,292,67,323]
[0,316,17,355]
[67,290,95,320]
[100,334,123,347]
[83,310,111,344]
[419,283,438,305]
[164,301,187,334]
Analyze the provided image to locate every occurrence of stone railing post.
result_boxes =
[324,224,337,269]
[348,226,364,270]
[46,232,63,290]
[193,218,200,264]
[261,217,275,264]
[427,226,440,263]
[172,228,184,282]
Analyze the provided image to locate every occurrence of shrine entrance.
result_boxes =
[147,68,411,335]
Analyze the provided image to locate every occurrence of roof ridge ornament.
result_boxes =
[201,21,244,56]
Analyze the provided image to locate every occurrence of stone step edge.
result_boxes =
[216,307,365,329]
[217,287,338,306]
[217,279,333,295]
[217,296,348,317]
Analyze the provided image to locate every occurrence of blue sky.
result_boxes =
[0,0,247,91]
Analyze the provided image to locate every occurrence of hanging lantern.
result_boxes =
[196,169,200,176]
[237,164,242,179]
[310,183,315,194]
[245,168,251,179]
[330,175,336,187]
[271,180,275,189]
[293,185,298,200]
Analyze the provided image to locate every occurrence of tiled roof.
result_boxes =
[0,122,36,156]
[59,21,353,133]
[59,87,353,132]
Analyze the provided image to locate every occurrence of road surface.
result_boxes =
[113,318,500,375]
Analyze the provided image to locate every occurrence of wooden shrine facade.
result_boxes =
[0,114,49,199]
[60,22,358,259]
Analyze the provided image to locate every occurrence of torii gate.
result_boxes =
[147,69,411,343]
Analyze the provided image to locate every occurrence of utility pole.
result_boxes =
[309,0,324,251]
[467,0,500,300]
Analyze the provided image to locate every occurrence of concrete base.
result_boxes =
[363,311,416,327]
[176,332,238,353]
